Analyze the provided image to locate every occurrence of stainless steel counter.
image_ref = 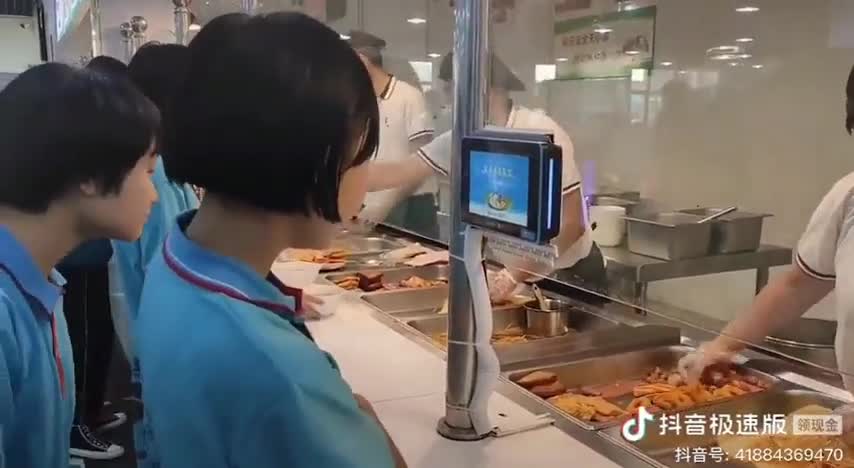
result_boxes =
[602,244,792,306]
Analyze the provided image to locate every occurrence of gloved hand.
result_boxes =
[833,403,854,442]
[677,340,737,384]
[488,268,519,303]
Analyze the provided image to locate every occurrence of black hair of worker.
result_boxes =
[86,55,129,78]
[846,63,854,134]
[438,52,526,92]
[163,12,379,222]
[0,63,160,213]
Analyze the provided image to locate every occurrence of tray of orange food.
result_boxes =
[505,345,777,430]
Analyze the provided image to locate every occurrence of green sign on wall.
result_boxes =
[553,6,656,80]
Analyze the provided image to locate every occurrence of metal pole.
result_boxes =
[241,0,259,15]
[173,0,191,46]
[119,22,134,62]
[130,16,148,55]
[89,0,103,57]
[437,0,489,441]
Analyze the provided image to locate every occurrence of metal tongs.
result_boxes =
[532,284,548,310]
[697,206,737,224]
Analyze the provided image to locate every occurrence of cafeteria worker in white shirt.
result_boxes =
[367,53,604,300]
[348,31,438,237]
[680,64,854,431]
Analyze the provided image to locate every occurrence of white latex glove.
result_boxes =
[833,403,854,441]
[488,268,519,303]
[677,341,736,384]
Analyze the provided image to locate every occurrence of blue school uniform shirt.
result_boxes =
[112,157,199,324]
[0,227,75,468]
[134,211,395,468]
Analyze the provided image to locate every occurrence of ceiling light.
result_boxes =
[678,70,687,75]
[427,53,441,59]
[736,6,760,13]
[556,57,569,62]
[622,2,638,11]
[407,17,427,24]
[752,64,764,69]
[737,53,752,59]
[189,23,201,32]
[735,37,754,43]
[729,62,740,67]
[660,61,673,66]
[594,26,613,34]
[708,45,740,54]
[710,54,737,61]
[625,50,640,55]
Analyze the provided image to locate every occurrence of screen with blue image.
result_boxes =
[469,150,530,227]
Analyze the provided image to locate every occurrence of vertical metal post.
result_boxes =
[173,0,191,46]
[437,0,489,440]
[242,0,259,14]
[130,16,148,54]
[89,0,103,58]
[119,22,134,62]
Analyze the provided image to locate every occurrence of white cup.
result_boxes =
[590,205,627,247]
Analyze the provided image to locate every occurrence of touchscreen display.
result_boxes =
[468,150,530,227]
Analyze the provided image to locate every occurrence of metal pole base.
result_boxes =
[436,417,490,441]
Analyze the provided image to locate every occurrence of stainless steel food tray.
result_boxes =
[601,389,848,468]
[503,345,778,431]
[407,303,620,348]
[324,265,449,295]
[625,213,712,260]
[680,208,771,254]
[361,286,531,318]
[329,236,404,256]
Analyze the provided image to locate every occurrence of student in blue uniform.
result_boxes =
[0,63,159,468]
[58,55,131,461]
[134,12,406,468]
[109,43,200,467]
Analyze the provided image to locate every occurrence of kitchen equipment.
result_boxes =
[505,345,778,430]
[680,207,771,254]
[329,236,403,256]
[532,284,547,309]
[766,318,837,349]
[625,212,712,260]
[696,206,736,224]
[590,196,638,216]
[524,298,571,338]
[602,389,847,468]
[589,205,627,247]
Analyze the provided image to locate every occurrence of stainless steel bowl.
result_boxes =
[524,299,571,338]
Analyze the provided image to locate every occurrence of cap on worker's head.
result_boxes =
[347,30,386,67]
[438,52,526,92]
[347,30,387,50]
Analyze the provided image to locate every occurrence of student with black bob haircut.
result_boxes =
[114,42,200,467]
[57,54,137,461]
[134,12,406,468]
[0,63,159,468]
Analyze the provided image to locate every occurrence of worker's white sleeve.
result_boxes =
[796,176,854,280]
[416,130,451,176]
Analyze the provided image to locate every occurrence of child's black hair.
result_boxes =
[0,63,160,213]
[86,55,129,78]
[163,12,379,222]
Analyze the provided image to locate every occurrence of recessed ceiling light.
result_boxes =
[593,26,613,34]
[622,3,638,10]
[735,37,754,43]
[737,53,752,59]
[427,53,441,59]
[710,54,737,61]
[660,61,673,66]
[708,45,740,54]
[407,17,427,24]
[736,6,760,13]
[339,34,351,40]
[678,70,687,75]
[625,50,640,55]
[729,62,740,67]
[556,57,569,62]
[752,64,764,69]
[189,24,201,31]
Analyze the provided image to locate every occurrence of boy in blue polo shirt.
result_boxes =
[0,63,160,467]
[134,13,406,468]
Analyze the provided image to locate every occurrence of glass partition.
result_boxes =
[477,0,854,390]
